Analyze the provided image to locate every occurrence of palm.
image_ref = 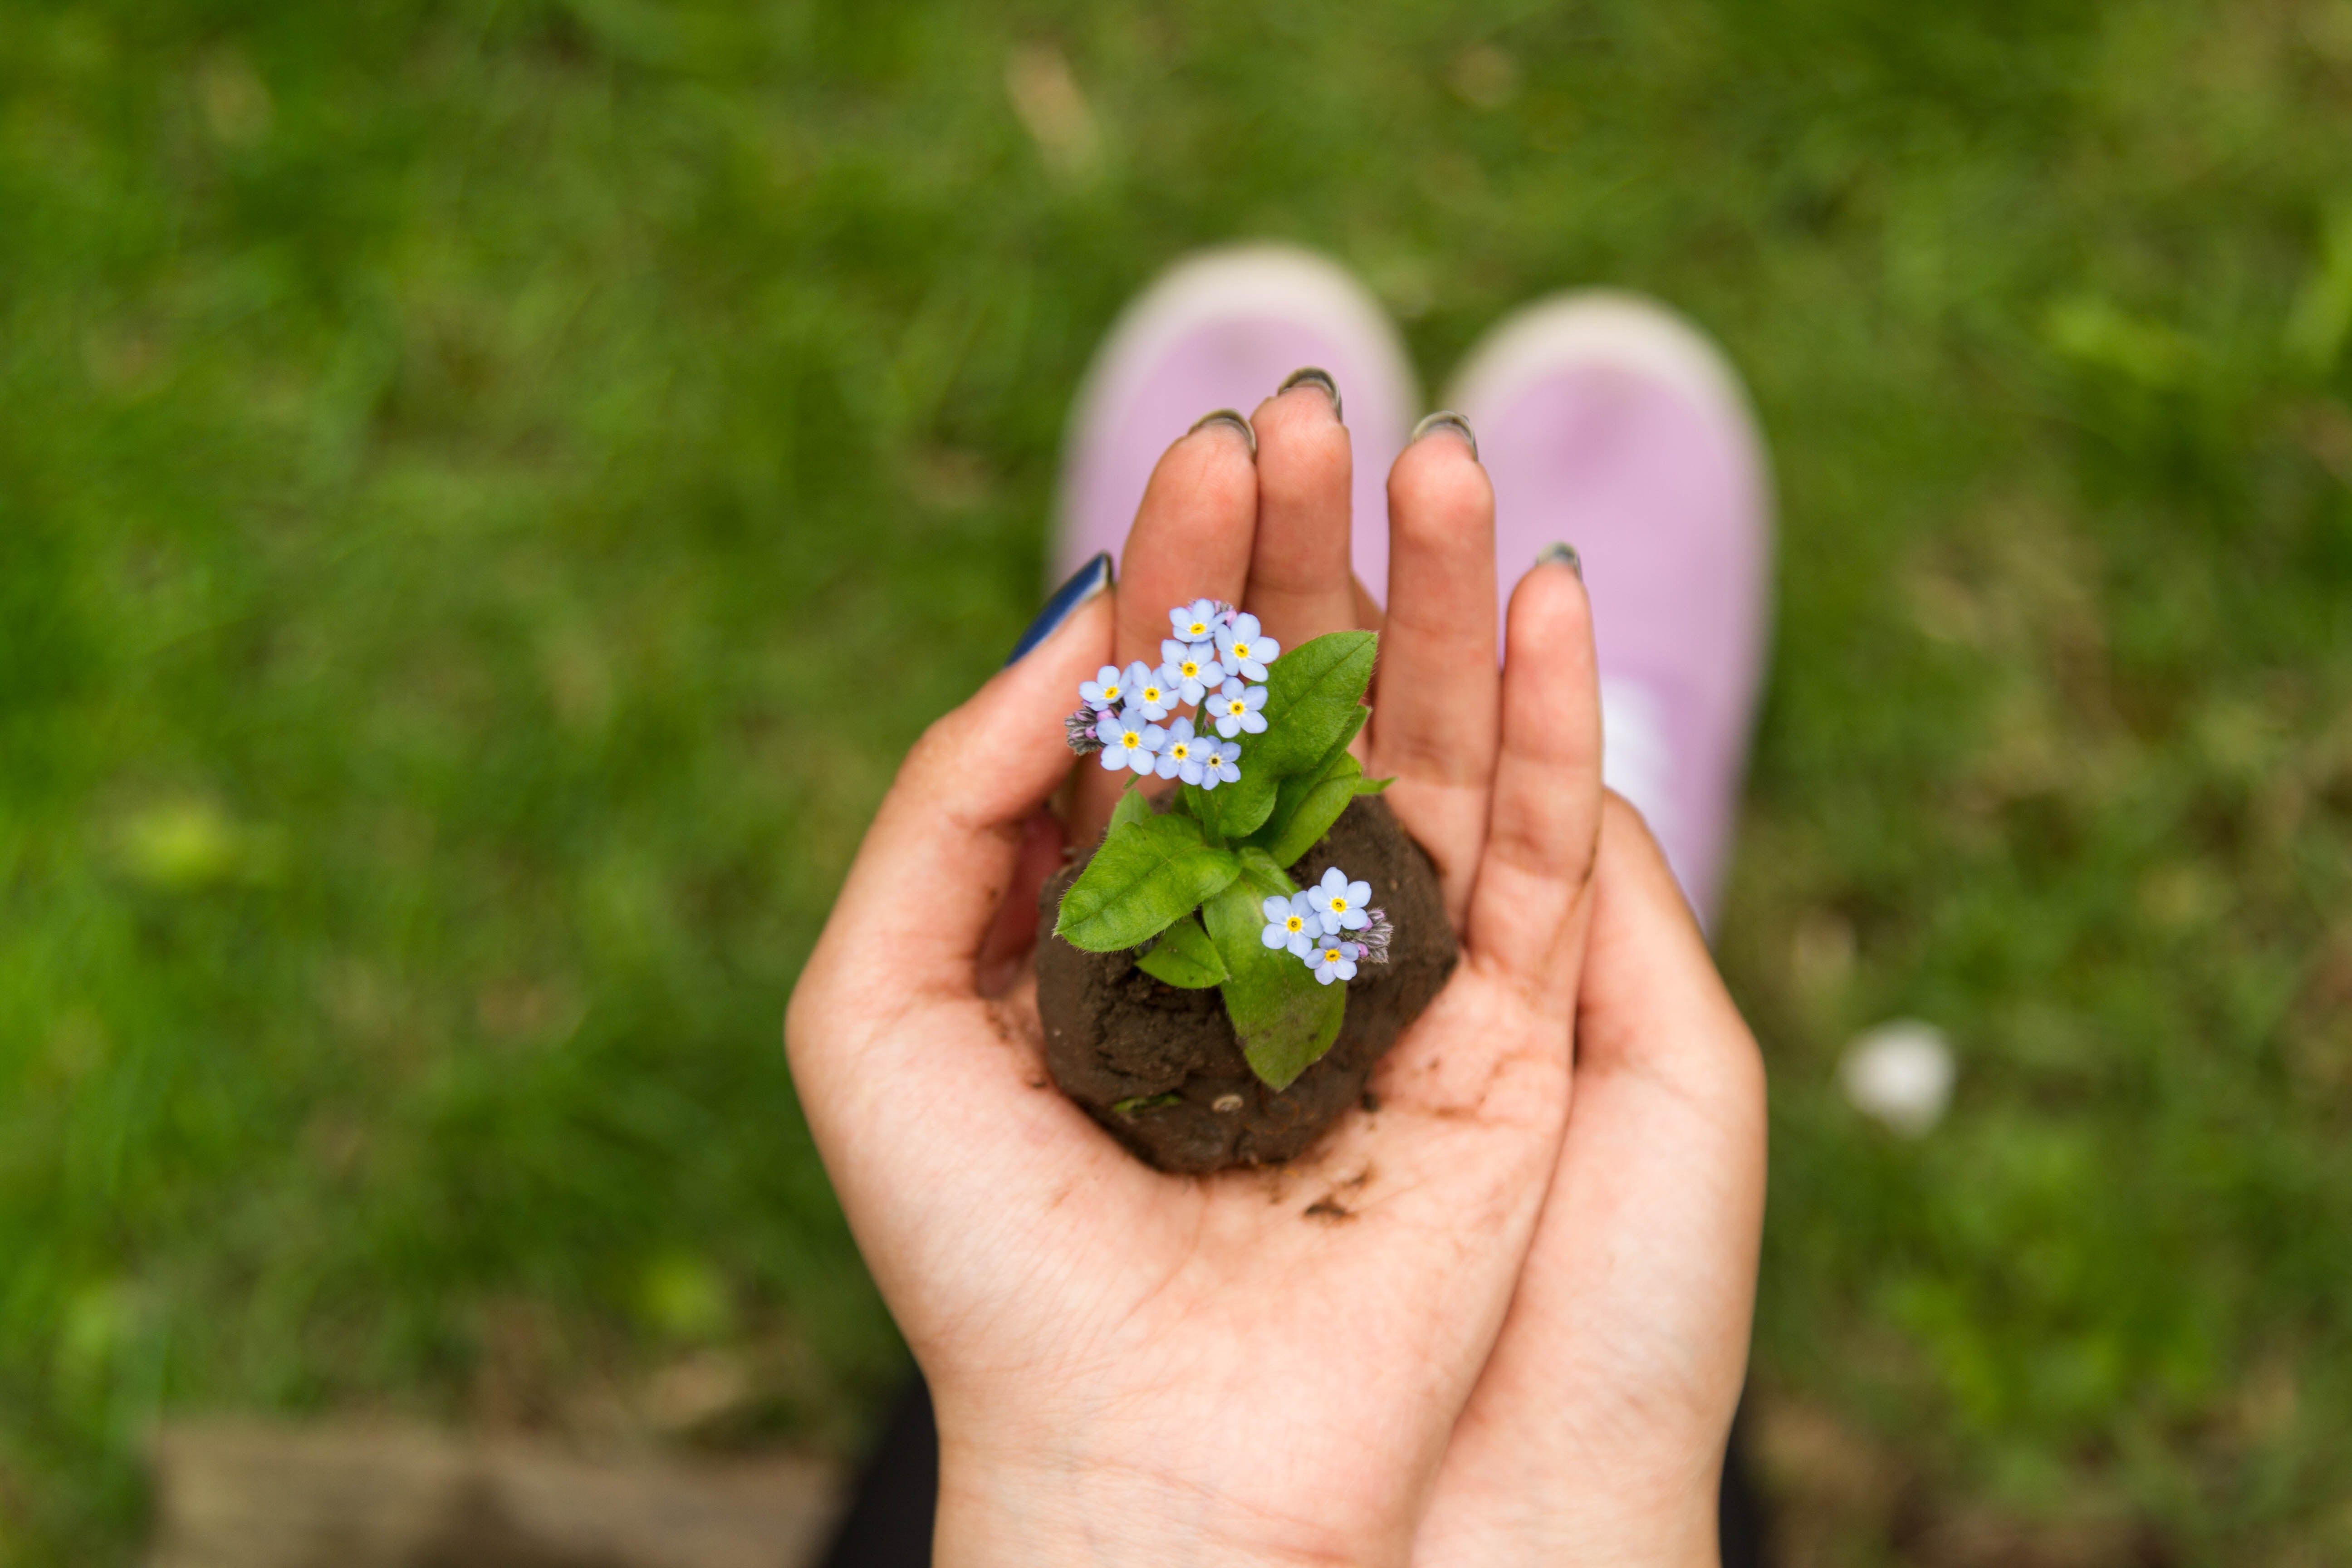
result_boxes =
[818,965,1571,1541]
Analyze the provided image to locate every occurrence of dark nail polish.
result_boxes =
[1005,551,1113,666]
[1278,367,1343,422]
[1536,541,1583,579]
[1410,410,1479,461]
[1188,408,1258,459]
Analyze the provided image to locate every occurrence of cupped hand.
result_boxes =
[1083,382,1770,1566]
[786,400,1607,1566]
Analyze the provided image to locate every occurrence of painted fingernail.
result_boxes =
[1410,410,1479,461]
[1188,408,1258,458]
[1535,541,1583,579]
[1005,551,1112,666]
[1277,367,1343,422]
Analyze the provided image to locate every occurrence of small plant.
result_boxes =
[1054,600,1395,1091]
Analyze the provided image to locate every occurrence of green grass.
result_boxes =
[3,1,2350,1561]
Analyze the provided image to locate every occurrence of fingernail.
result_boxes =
[1277,367,1343,422]
[1188,408,1258,459]
[1535,541,1583,580]
[1005,551,1113,666]
[1410,410,1478,461]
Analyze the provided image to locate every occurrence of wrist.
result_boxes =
[935,1430,1410,1568]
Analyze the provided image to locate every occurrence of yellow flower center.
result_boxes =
[1170,742,1189,760]
[1285,915,1304,933]
[1143,686,1162,703]
[1328,897,1348,913]
[1181,660,1200,678]
[1188,620,1209,637]
[1232,641,1251,660]
[1121,731,1142,749]
[1324,948,1343,963]
[1102,685,1120,702]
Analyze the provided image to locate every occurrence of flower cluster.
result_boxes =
[1258,867,1391,985]
[1065,599,1281,791]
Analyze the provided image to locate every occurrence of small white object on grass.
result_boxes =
[1839,1020,1955,1137]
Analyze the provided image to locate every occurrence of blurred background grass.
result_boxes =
[3,0,2351,1562]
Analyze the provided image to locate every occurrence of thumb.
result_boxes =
[796,564,1113,1019]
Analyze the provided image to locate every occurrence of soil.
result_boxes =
[1036,795,1456,1173]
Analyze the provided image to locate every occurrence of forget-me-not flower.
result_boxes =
[1308,937,1362,986]
[1159,639,1225,706]
[1198,737,1241,789]
[1095,712,1166,775]
[1168,598,1225,644]
[1353,907,1393,964]
[1214,613,1280,682]
[1259,892,1321,958]
[1210,683,1268,738]
[1121,662,1177,722]
[1310,866,1372,933]
[1078,665,1129,713]
[1155,717,1211,785]
[1065,706,1106,755]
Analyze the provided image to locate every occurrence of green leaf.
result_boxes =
[1244,706,1365,858]
[1135,914,1228,987]
[1198,633,1376,841]
[1054,815,1241,952]
[1254,631,1377,778]
[1202,878,1347,1092]
[1107,783,1154,834]
[1233,846,1294,900]
[1198,764,1276,841]
[1255,748,1364,868]
[1354,774,1393,794]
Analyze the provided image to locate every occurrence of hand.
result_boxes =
[1412,795,1766,1567]
[1077,383,1769,1566]
[786,402,1608,1566]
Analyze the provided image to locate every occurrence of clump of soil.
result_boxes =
[1036,796,1456,1173]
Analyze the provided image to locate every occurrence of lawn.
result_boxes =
[3,1,2350,1561]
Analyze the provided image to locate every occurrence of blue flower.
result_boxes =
[1209,682,1269,738]
[1078,665,1129,713]
[1198,738,1241,789]
[1259,892,1321,957]
[1168,598,1226,644]
[1214,613,1281,681]
[1154,717,1214,785]
[1094,711,1166,775]
[1308,937,1361,985]
[1310,866,1372,933]
[1159,638,1225,706]
[1120,661,1177,721]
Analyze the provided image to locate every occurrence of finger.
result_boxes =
[1577,794,1760,1091]
[1367,424,1501,925]
[802,588,1113,1010]
[1071,417,1259,838]
[975,807,1068,997]
[1244,374,1359,649]
[1463,551,1603,1007]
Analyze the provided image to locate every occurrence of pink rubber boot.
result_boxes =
[1442,294,1774,927]
[1053,245,1419,588]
